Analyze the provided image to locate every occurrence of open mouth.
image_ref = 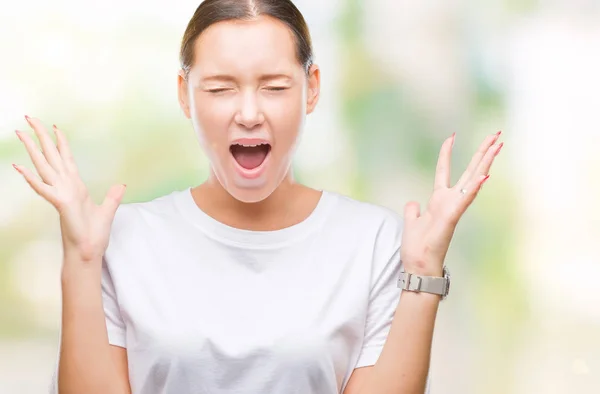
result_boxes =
[229,142,272,170]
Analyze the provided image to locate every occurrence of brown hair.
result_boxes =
[179,0,314,80]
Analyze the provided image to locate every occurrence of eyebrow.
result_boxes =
[200,73,293,83]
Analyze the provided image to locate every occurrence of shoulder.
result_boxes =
[324,190,404,245]
[323,191,405,278]
[107,188,189,249]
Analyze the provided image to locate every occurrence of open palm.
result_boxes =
[400,131,503,276]
[13,116,126,261]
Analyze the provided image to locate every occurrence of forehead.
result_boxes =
[192,16,300,77]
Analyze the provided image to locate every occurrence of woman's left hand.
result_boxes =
[400,131,504,277]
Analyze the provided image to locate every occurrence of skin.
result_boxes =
[177,15,323,231]
[14,13,503,394]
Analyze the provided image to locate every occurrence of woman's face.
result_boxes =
[178,15,320,203]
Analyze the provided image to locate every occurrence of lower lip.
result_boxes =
[231,149,271,180]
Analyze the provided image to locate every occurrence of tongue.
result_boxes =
[232,146,269,170]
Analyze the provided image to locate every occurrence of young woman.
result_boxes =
[13,1,502,393]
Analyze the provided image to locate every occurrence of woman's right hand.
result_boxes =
[13,116,127,262]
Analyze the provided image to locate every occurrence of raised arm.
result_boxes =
[14,116,131,394]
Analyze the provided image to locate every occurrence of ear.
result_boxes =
[305,64,321,115]
[178,69,192,119]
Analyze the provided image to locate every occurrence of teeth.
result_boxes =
[234,142,268,147]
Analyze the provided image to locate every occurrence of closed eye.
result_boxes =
[265,86,288,91]
[207,88,231,94]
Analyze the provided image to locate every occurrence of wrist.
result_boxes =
[62,242,105,262]
[61,255,102,284]
[61,234,107,263]
[402,259,444,277]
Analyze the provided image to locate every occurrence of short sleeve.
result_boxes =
[354,225,403,368]
[102,255,127,348]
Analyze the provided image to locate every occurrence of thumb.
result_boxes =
[403,201,421,226]
[101,183,127,219]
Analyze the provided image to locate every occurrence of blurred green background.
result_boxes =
[1,0,599,393]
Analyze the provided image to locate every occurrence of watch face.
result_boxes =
[443,266,451,298]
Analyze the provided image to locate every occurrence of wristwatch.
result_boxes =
[397,265,451,300]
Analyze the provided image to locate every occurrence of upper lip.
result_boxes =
[230,138,271,147]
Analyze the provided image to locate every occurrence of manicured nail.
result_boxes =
[495,142,504,155]
[24,115,30,121]
[451,132,456,147]
[15,130,22,140]
[493,131,502,143]
[12,164,21,172]
[481,174,490,185]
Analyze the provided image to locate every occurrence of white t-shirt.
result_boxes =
[51,188,431,394]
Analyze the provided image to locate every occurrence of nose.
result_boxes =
[234,90,265,129]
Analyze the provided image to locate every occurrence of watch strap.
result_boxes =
[397,272,448,297]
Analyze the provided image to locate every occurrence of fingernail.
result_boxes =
[451,132,456,147]
[15,130,21,139]
[12,164,20,172]
[24,115,30,121]
[495,142,504,155]
[481,174,490,185]
[493,131,502,143]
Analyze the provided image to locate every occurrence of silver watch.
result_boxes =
[397,265,451,300]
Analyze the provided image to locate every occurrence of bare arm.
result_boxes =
[59,261,131,394]
[347,131,502,393]
[343,292,437,394]
[14,116,130,393]
[343,366,372,394]
[347,292,439,394]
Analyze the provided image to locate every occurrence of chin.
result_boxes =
[213,163,289,204]
[226,186,276,204]
[218,172,286,203]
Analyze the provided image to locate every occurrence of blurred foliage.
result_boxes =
[336,1,528,392]
[337,0,439,198]
[4,0,597,392]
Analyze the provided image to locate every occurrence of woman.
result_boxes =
[13,1,502,393]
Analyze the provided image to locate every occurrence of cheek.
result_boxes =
[190,95,232,150]
[267,93,306,147]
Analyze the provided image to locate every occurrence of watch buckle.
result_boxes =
[401,273,422,292]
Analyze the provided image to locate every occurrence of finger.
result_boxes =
[53,125,79,174]
[472,142,503,180]
[25,116,64,172]
[15,130,58,185]
[458,174,490,208]
[434,133,455,190]
[455,131,501,188]
[101,184,127,219]
[403,201,421,226]
[13,164,57,204]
